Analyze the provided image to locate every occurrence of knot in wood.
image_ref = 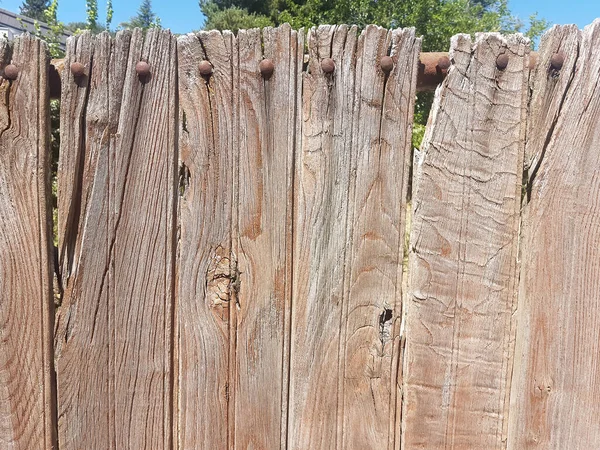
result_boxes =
[3,64,18,80]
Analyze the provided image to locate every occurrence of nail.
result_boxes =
[380,56,394,74]
[496,54,509,70]
[321,58,335,74]
[259,59,274,79]
[199,60,213,77]
[550,52,565,70]
[437,56,451,70]
[4,64,18,80]
[135,61,150,78]
[70,62,85,78]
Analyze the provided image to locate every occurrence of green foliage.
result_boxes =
[120,0,162,30]
[201,2,274,33]
[19,0,50,22]
[106,0,114,30]
[86,0,99,30]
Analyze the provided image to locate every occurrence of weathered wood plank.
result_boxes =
[0,35,56,450]
[233,25,301,449]
[288,24,358,450]
[402,33,529,449]
[340,26,419,450]
[177,30,235,449]
[55,29,177,449]
[509,21,600,449]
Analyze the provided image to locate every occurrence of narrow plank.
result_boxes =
[177,30,235,449]
[509,21,600,449]
[402,33,529,449]
[233,25,301,449]
[341,26,419,450]
[0,35,56,450]
[288,24,358,450]
[55,29,177,449]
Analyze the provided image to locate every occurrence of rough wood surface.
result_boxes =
[55,29,177,449]
[509,20,600,449]
[0,35,55,450]
[341,26,419,450]
[177,30,235,450]
[402,33,529,449]
[233,25,302,449]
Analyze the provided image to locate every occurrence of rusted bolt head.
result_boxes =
[135,61,150,78]
[437,55,451,70]
[70,62,85,78]
[321,58,335,74]
[496,54,509,70]
[259,59,274,79]
[199,60,213,77]
[550,52,565,70]
[4,64,18,80]
[380,55,394,74]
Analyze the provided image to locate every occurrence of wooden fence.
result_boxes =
[0,20,599,449]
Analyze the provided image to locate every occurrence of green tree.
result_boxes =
[106,0,114,30]
[86,0,99,30]
[120,0,161,30]
[201,1,273,33]
[19,0,50,21]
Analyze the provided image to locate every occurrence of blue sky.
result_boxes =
[0,0,597,34]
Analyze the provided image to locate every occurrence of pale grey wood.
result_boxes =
[288,24,358,450]
[0,34,55,450]
[509,20,600,449]
[177,30,235,450]
[402,33,529,449]
[340,26,419,450]
[55,29,176,449]
[233,24,301,449]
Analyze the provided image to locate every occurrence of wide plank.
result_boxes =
[0,35,56,450]
[402,33,529,449]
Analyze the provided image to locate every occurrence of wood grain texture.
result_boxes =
[177,30,235,450]
[402,33,529,449]
[0,35,56,450]
[288,24,358,450]
[55,29,177,449]
[234,25,302,449]
[341,26,419,450]
[509,20,600,449]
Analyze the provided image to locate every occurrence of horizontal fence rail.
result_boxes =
[1,20,599,449]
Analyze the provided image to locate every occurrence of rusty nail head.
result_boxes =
[199,60,213,76]
[380,56,394,74]
[437,56,451,70]
[259,59,274,79]
[550,52,565,70]
[4,64,18,80]
[496,54,509,70]
[135,61,150,78]
[321,58,335,74]
[70,62,86,78]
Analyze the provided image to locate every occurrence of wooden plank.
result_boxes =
[402,33,529,449]
[0,35,56,450]
[233,25,301,449]
[55,29,177,449]
[509,21,600,449]
[176,30,235,449]
[340,26,419,450]
[288,24,358,450]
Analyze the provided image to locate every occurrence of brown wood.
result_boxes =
[55,29,177,449]
[0,35,56,450]
[233,25,302,449]
[341,26,419,450]
[509,21,600,449]
[177,30,235,449]
[402,33,530,449]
